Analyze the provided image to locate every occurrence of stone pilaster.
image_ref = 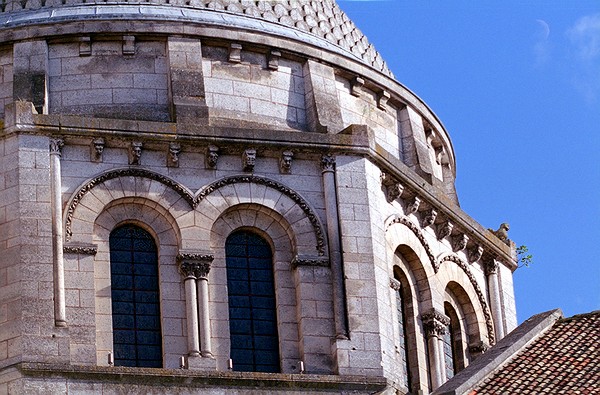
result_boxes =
[50,138,66,327]
[321,154,348,340]
[484,258,505,340]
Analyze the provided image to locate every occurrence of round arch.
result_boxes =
[208,203,304,373]
[92,198,184,369]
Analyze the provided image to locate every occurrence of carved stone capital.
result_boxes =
[406,196,421,215]
[177,253,214,280]
[437,220,453,240]
[242,148,256,172]
[469,245,484,263]
[168,142,181,168]
[280,150,293,174]
[453,234,469,252]
[422,209,438,228]
[129,141,143,165]
[321,154,335,172]
[206,145,219,169]
[421,308,450,338]
[49,138,64,156]
[389,277,401,291]
[483,258,499,276]
[91,137,105,163]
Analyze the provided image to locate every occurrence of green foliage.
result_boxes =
[517,245,533,268]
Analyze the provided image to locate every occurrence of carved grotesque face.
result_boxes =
[282,154,292,169]
[94,142,104,156]
[207,151,219,167]
[245,153,256,165]
[132,145,142,158]
[169,145,180,163]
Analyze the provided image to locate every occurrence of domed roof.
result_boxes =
[0,0,393,78]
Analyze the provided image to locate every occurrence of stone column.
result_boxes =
[194,260,213,357]
[178,260,201,357]
[321,154,348,339]
[50,138,67,327]
[422,308,450,389]
[485,258,505,340]
[178,253,215,369]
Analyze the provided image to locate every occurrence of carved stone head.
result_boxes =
[280,150,293,173]
[168,142,181,167]
[129,141,143,165]
[91,137,105,162]
[206,145,219,169]
[243,148,256,172]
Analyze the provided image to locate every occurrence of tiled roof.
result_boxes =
[473,310,600,394]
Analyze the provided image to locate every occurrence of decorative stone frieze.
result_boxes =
[229,42,242,63]
[91,137,105,163]
[421,309,450,338]
[437,220,453,241]
[377,90,391,111]
[469,245,484,263]
[129,141,142,165]
[453,234,469,252]
[320,154,335,172]
[280,150,293,174]
[268,49,281,70]
[49,138,64,156]
[242,148,256,172]
[167,142,181,168]
[63,243,98,255]
[406,196,421,216]
[205,145,219,169]
[350,76,365,97]
[380,172,404,203]
[291,256,329,269]
[422,209,437,228]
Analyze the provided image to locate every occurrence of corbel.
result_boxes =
[229,42,242,63]
[268,49,281,70]
[79,36,91,57]
[377,90,390,111]
[123,35,135,56]
[350,76,365,97]
[437,220,453,241]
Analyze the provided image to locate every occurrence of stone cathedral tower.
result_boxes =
[0,0,518,393]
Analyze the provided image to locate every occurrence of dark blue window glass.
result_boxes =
[110,225,162,368]
[395,283,412,388]
[226,230,280,373]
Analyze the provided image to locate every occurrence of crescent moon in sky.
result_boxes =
[536,19,550,40]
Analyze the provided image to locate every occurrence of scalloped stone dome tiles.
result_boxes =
[2,0,393,78]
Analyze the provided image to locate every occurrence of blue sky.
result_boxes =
[338,1,600,322]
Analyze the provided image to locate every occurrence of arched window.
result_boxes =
[394,276,412,389]
[226,230,280,373]
[443,302,464,378]
[110,224,162,367]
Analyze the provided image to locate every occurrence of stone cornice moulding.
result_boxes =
[10,105,509,265]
